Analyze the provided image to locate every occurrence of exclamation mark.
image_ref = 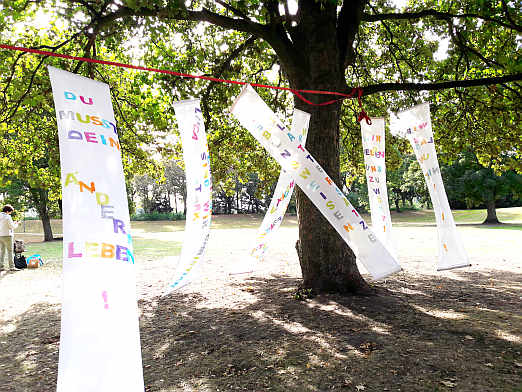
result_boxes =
[442,212,445,221]
[102,290,109,309]
[443,243,448,252]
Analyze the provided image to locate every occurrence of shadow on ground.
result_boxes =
[1,270,520,392]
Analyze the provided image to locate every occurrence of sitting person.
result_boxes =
[0,205,20,272]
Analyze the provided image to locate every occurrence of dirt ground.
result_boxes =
[0,215,521,391]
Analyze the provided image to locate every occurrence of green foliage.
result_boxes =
[293,286,316,301]
[0,180,32,214]
[442,151,522,209]
[140,14,286,192]
[1,0,519,204]
[130,211,185,221]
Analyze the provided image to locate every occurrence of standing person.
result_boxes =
[0,205,20,272]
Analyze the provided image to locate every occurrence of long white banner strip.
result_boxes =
[231,109,310,275]
[360,118,396,258]
[231,85,401,280]
[166,99,212,292]
[49,66,144,392]
[390,103,469,271]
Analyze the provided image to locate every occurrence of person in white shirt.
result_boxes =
[0,205,20,272]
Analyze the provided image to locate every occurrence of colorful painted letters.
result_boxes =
[360,118,396,259]
[231,109,311,275]
[391,103,469,271]
[49,66,143,392]
[166,99,212,292]
[231,85,401,280]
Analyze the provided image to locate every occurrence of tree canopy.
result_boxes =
[1,0,520,293]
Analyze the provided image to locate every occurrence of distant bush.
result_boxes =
[131,211,185,221]
[390,205,419,212]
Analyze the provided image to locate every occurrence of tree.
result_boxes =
[0,6,166,239]
[0,97,61,241]
[1,0,520,293]
[399,157,431,209]
[164,160,187,215]
[443,151,522,224]
[0,180,33,219]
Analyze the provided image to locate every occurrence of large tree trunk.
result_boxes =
[483,200,500,224]
[29,187,54,242]
[286,3,371,294]
[293,104,370,294]
[394,195,401,213]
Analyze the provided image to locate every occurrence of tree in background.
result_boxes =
[1,0,520,293]
[443,151,522,224]
[132,173,173,214]
[0,94,61,241]
[164,160,187,215]
[212,172,272,214]
[0,180,34,220]
[346,154,430,213]
[0,10,165,239]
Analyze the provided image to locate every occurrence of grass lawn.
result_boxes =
[17,206,522,266]
[390,206,522,226]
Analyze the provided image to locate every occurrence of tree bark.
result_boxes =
[394,197,401,213]
[287,3,371,294]
[29,187,54,242]
[293,103,370,294]
[484,200,500,224]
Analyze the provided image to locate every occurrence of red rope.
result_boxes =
[0,44,371,119]
[356,88,372,125]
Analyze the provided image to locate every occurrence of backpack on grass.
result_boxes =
[26,254,44,269]
[14,253,27,269]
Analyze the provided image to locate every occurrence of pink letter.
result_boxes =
[68,242,82,258]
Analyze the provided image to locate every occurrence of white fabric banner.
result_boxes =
[167,99,212,292]
[231,109,310,275]
[360,118,396,258]
[49,66,143,392]
[390,103,469,271]
[231,85,401,280]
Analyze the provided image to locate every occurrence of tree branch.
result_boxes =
[108,4,300,81]
[215,0,250,21]
[362,9,522,33]
[74,0,99,17]
[98,5,268,39]
[500,0,518,29]
[1,56,47,123]
[337,0,366,67]
[201,35,258,126]
[446,18,503,69]
[361,74,522,96]
[265,0,281,24]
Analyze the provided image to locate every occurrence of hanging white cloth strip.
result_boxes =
[166,99,212,292]
[360,118,396,258]
[390,103,470,271]
[49,66,144,392]
[230,109,310,275]
[231,85,401,280]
